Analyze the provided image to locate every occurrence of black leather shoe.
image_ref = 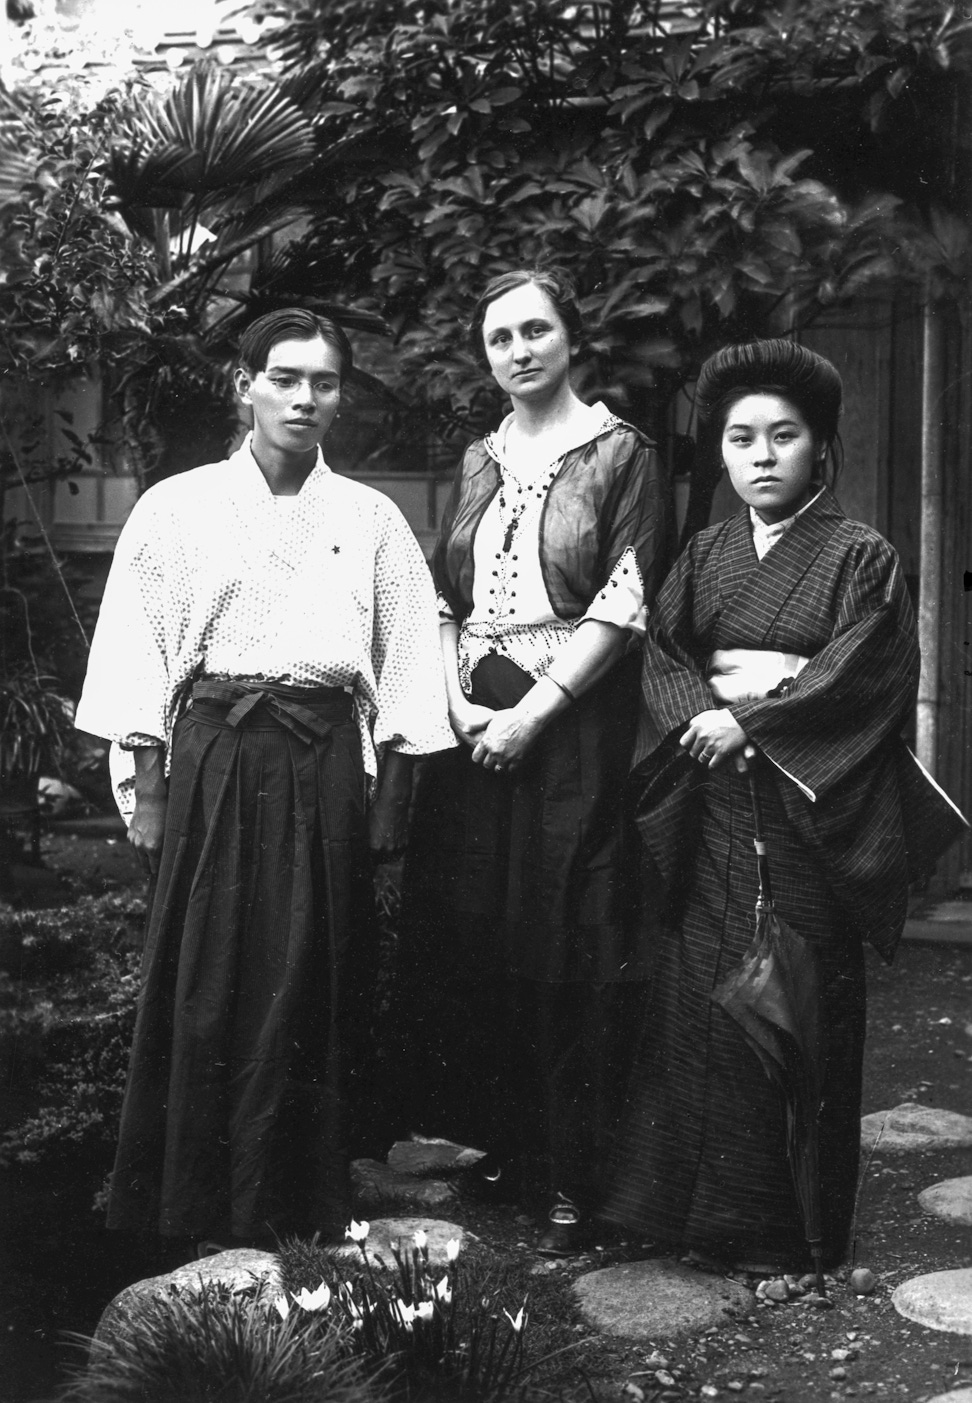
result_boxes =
[537,1195,587,1256]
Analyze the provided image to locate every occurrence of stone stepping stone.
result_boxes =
[892,1267,972,1334]
[95,1247,281,1349]
[574,1259,752,1340]
[386,1137,485,1177]
[926,1391,972,1403]
[331,1217,466,1270]
[860,1103,972,1153]
[919,1176,972,1226]
[351,1156,457,1212]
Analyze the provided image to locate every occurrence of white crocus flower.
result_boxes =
[392,1299,416,1330]
[273,1295,290,1320]
[413,1229,428,1250]
[445,1238,461,1261]
[415,1301,435,1322]
[346,1219,370,1242]
[504,1306,526,1333]
[434,1274,452,1303]
[294,1282,331,1311]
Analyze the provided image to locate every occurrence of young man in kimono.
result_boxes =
[76,308,456,1253]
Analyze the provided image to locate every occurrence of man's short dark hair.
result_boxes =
[238,309,354,381]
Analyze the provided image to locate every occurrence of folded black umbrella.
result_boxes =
[710,756,827,1295]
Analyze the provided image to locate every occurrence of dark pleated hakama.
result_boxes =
[604,763,865,1270]
[106,684,377,1243]
[397,653,653,1204]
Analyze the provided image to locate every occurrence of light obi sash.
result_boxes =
[706,648,810,705]
[706,648,814,799]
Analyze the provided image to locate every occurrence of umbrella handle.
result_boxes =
[747,758,774,909]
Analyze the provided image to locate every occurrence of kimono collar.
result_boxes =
[749,486,825,560]
[483,401,620,473]
[228,434,333,572]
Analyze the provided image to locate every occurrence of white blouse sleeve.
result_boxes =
[580,546,647,637]
[371,503,457,756]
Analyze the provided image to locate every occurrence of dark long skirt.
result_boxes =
[106,684,376,1243]
[604,762,866,1270]
[395,653,653,1206]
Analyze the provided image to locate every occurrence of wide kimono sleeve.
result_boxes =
[729,531,920,801]
[632,537,720,765]
[74,489,188,750]
[370,498,458,758]
[627,537,720,890]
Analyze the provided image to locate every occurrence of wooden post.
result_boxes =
[916,296,944,777]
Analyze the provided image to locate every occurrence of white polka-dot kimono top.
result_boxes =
[75,437,457,819]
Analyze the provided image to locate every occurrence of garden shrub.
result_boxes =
[0,891,143,1172]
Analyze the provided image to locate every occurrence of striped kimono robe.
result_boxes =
[605,488,920,1269]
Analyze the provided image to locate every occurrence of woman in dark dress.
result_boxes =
[398,268,668,1252]
[605,338,921,1272]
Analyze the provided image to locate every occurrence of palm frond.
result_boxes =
[111,63,318,206]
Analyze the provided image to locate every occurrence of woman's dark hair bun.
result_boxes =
[696,337,843,446]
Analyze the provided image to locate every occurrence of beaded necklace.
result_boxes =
[497,460,560,553]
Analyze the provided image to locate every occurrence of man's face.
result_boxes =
[234,335,342,460]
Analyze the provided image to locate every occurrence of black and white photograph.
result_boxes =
[0,3,970,1400]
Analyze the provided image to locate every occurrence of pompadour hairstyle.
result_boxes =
[696,337,843,448]
[238,309,354,381]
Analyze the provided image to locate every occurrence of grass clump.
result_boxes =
[58,1281,378,1403]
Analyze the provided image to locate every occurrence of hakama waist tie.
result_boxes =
[191,679,353,740]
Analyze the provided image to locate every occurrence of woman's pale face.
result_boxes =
[480,283,573,404]
[721,392,823,525]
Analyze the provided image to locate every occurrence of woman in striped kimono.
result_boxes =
[605,338,920,1272]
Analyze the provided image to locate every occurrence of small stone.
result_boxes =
[350,1158,457,1212]
[850,1269,877,1296]
[386,1137,485,1176]
[727,1383,744,1393]
[646,1351,670,1368]
[656,1371,676,1387]
[805,1294,836,1310]
[832,1347,858,1361]
[764,1279,790,1302]
[700,1389,719,1399]
[830,1367,849,1381]
[622,1385,646,1401]
[846,1331,859,1341]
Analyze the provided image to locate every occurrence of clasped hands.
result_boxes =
[450,700,539,774]
[679,708,756,772]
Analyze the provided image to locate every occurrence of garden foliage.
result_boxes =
[0,891,144,1173]
[0,1,968,473]
[59,1227,571,1403]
